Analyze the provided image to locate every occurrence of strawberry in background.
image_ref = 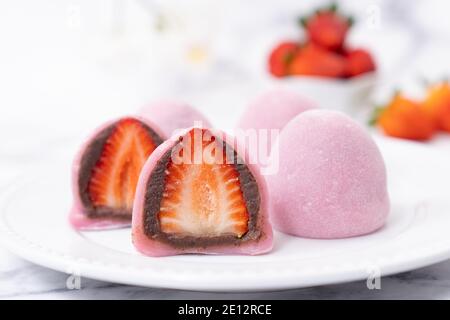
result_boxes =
[422,82,450,133]
[268,42,299,78]
[372,93,436,141]
[267,2,376,79]
[345,49,376,77]
[300,3,352,51]
[289,43,346,78]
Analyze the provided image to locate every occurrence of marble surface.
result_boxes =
[2,0,450,299]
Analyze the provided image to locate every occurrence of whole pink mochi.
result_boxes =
[139,101,212,138]
[268,110,390,239]
[236,89,316,151]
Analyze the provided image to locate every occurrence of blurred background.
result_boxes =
[1,0,450,184]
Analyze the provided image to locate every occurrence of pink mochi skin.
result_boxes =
[132,127,274,256]
[268,110,390,239]
[236,89,316,149]
[139,101,212,138]
[69,116,166,231]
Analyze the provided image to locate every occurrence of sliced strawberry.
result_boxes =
[88,118,159,213]
[158,129,249,238]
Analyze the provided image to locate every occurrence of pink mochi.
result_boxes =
[268,110,390,239]
[139,101,212,138]
[132,127,273,256]
[70,116,165,231]
[236,89,316,151]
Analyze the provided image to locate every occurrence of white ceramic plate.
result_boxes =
[1,136,450,292]
[267,73,377,118]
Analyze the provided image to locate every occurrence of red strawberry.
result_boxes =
[301,5,352,51]
[345,48,376,77]
[158,129,249,238]
[288,43,347,78]
[268,41,299,77]
[88,118,158,212]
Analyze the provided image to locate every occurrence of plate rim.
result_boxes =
[2,141,450,292]
[3,218,450,292]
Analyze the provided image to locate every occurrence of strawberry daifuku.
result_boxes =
[236,89,316,162]
[268,110,390,239]
[237,89,316,135]
[132,127,273,256]
[70,117,165,230]
[139,101,212,138]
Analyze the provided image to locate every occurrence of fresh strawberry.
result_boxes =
[158,129,249,238]
[345,48,376,77]
[88,118,158,212]
[268,41,299,77]
[300,4,352,51]
[422,82,450,133]
[288,43,347,78]
[375,94,435,141]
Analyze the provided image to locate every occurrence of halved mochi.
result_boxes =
[132,128,273,256]
[70,117,165,230]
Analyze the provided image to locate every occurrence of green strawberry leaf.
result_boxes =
[369,106,385,126]
[329,2,338,12]
[347,16,355,27]
[298,16,308,28]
